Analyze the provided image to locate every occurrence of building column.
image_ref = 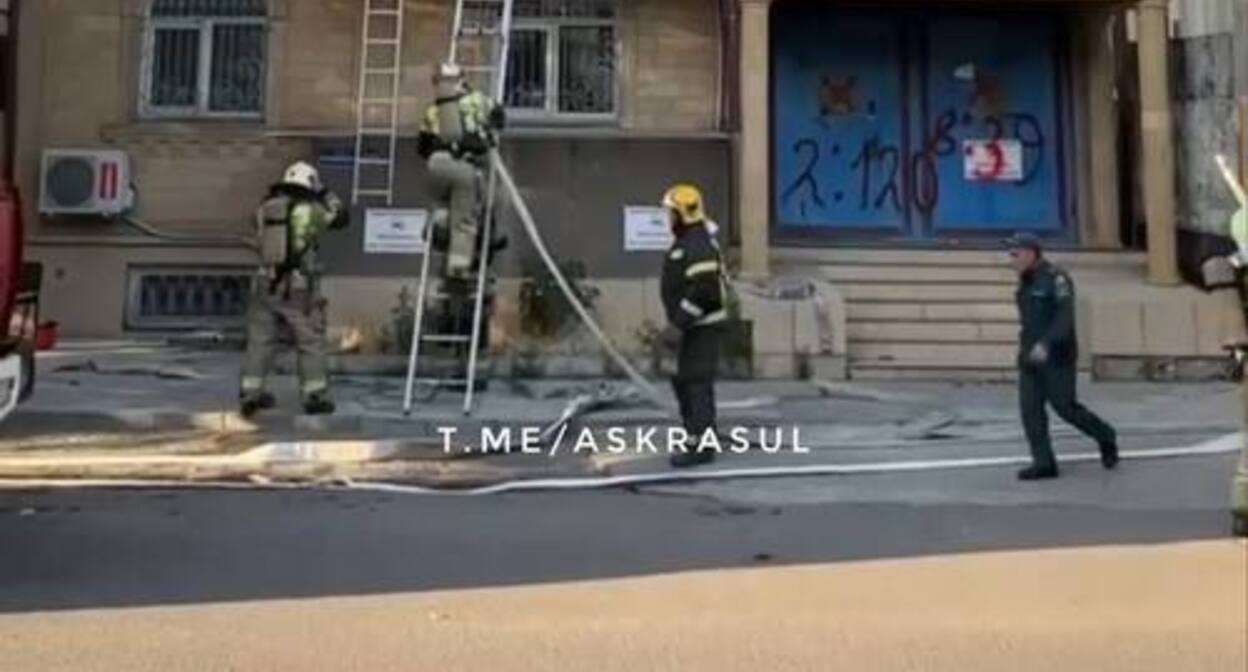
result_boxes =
[737,0,771,279]
[1080,7,1122,249]
[1136,0,1180,285]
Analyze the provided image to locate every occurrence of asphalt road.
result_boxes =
[0,453,1244,671]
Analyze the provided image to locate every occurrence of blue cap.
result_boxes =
[1004,232,1043,252]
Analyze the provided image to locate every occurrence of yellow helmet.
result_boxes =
[662,184,706,226]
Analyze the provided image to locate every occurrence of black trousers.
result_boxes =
[672,325,721,443]
[1019,363,1116,469]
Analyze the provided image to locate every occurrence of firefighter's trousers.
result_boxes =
[428,150,482,280]
[240,279,329,402]
[672,324,721,444]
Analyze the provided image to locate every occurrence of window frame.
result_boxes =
[508,13,620,123]
[139,4,267,120]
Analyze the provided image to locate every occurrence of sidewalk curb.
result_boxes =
[0,439,597,488]
[1,407,783,438]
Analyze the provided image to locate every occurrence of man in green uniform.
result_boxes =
[240,161,348,417]
[417,63,505,281]
[1009,233,1119,480]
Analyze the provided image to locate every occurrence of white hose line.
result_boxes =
[2,432,1238,494]
[345,431,1244,497]
[122,216,257,249]
[492,151,675,415]
[1215,154,1248,208]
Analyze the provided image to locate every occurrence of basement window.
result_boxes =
[506,0,617,120]
[125,266,253,331]
[141,0,268,118]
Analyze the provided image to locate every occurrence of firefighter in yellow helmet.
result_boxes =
[660,184,730,468]
[417,63,505,281]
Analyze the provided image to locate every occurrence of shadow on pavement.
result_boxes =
[0,460,1235,614]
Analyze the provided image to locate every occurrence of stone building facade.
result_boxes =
[6,0,1247,379]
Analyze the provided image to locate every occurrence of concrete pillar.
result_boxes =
[1136,0,1181,285]
[737,0,771,279]
[1081,7,1122,249]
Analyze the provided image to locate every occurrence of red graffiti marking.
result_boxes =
[968,140,1007,180]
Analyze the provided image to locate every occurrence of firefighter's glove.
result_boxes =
[1028,343,1049,365]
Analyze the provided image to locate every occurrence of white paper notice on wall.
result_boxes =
[364,208,428,255]
[624,206,673,252]
[964,139,1024,182]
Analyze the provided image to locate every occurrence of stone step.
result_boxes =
[849,342,1017,368]
[774,247,1146,269]
[849,364,1018,382]
[848,321,1018,344]
[847,302,1018,323]
[839,283,1015,303]
[816,264,1017,285]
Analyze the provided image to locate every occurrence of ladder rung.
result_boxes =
[422,334,472,344]
[359,127,395,135]
[356,158,393,166]
[412,378,468,385]
[367,9,402,17]
[364,68,400,76]
[462,65,497,73]
[459,26,502,36]
[355,189,393,197]
[366,38,401,46]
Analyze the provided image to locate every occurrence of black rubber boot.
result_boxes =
[1099,440,1120,470]
[1017,464,1060,481]
[670,448,717,469]
[303,396,336,416]
[240,391,276,419]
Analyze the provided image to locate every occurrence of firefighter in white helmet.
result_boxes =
[240,161,348,417]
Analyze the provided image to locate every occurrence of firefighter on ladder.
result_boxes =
[240,161,349,418]
[418,63,506,282]
[659,184,731,468]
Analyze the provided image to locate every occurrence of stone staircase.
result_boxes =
[773,248,1146,381]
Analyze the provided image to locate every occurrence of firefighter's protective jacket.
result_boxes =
[255,183,347,289]
[418,89,505,160]
[661,222,729,331]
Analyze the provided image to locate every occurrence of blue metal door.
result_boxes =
[771,8,1070,242]
[773,11,907,234]
[919,17,1065,234]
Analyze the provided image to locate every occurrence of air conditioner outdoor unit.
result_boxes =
[39,149,134,216]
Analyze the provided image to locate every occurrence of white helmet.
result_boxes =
[436,62,463,81]
[282,161,320,190]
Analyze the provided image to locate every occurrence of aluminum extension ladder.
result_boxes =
[402,0,516,416]
[350,0,405,205]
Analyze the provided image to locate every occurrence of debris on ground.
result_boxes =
[52,360,206,381]
[896,411,962,440]
[811,380,925,405]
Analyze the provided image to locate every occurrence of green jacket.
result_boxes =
[1016,260,1077,367]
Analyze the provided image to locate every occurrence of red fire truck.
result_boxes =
[0,0,32,421]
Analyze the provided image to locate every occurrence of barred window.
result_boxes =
[142,0,267,117]
[507,0,617,118]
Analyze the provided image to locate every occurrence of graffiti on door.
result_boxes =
[773,10,1066,237]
